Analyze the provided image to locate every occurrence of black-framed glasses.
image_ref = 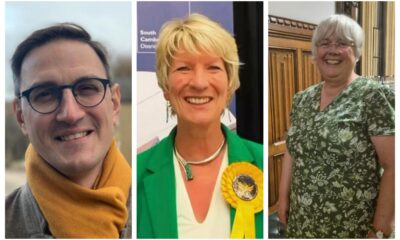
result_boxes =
[19,77,111,114]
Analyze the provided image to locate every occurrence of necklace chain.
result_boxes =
[174,138,226,181]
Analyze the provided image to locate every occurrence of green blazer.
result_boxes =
[137,125,263,238]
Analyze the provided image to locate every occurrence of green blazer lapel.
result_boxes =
[143,132,178,238]
[224,125,254,165]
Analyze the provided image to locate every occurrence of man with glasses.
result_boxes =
[6,23,131,238]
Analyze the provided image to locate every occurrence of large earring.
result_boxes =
[166,101,169,123]
[166,101,171,123]
[226,108,232,123]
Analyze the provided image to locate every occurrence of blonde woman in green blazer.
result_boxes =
[137,14,263,238]
[138,125,263,238]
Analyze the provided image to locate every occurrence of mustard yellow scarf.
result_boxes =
[25,139,131,238]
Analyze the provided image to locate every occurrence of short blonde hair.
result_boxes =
[156,13,240,101]
[312,14,364,60]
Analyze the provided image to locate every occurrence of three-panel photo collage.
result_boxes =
[3,1,396,239]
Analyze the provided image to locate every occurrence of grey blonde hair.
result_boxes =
[312,14,364,60]
[156,13,240,102]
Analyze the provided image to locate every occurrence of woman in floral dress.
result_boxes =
[278,14,394,238]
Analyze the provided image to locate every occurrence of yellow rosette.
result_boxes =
[221,162,263,238]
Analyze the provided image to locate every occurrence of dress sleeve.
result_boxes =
[365,85,395,136]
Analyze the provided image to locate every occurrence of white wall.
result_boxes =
[268,1,335,25]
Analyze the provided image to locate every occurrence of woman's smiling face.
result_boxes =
[315,34,357,82]
[164,50,229,127]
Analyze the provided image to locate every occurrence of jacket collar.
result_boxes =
[222,124,255,165]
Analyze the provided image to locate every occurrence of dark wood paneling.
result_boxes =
[268,16,320,212]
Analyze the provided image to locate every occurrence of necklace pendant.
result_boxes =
[174,136,226,181]
[184,164,193,181]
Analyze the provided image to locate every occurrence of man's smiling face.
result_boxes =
[15,39,120,180]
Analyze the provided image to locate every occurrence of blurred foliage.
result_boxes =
[5,102,29,167]
[111,57,131,102]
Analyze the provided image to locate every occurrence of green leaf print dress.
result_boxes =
[286,77,394,238]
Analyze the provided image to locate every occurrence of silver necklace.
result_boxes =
[174,138,226,181]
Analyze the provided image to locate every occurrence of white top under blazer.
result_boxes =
[173,150,230,238]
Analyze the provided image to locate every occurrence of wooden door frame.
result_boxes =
[268,15,317,214]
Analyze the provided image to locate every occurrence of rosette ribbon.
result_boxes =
[221,162,263,238]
